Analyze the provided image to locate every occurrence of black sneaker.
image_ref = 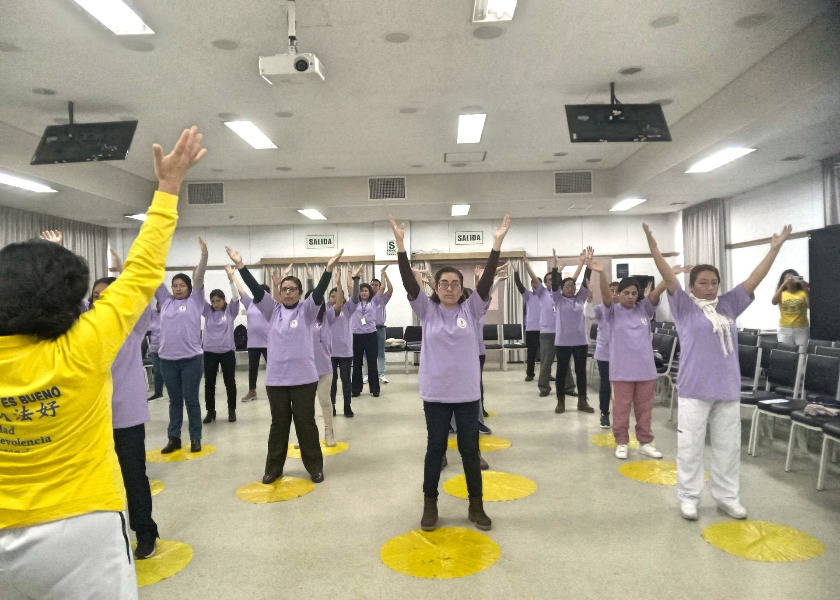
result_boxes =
[477,422,492,435]
[524,375,534,382]
[599,413,610,429]
[135,539,156,560]
[147,394,163,402]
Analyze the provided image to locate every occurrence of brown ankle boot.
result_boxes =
[421,496,438,531]
[577,395,595,413]
[468,496,492,531]
[554,396,565,414]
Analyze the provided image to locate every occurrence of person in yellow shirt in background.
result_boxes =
[772,269,810,346]
[0,127,206,600]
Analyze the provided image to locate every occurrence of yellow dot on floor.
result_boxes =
[590,433,639,449]
[485,409,498,418]
[618,460,709,486]
[287,440,349,458]
[149,479,164,496]
[443,470,537,501]
[146,445,216,463]
[448,435,511,453]
[380,527,500,578]
[133,539,193,587]
[702,521,825,562]
[235,477,315,504]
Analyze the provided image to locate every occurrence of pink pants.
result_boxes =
[611,380,656,445]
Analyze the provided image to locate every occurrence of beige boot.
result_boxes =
[577,395,595,413]
[421,496,438,531]
[468,496,492,531]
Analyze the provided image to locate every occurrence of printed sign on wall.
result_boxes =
[455,231,483,245]
[306,234,335,249]
[386,240,396,256]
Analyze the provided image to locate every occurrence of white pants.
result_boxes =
[0,511,138,600]
[676,397,741,506]
[777,326,809,347]
[316,373,334,431]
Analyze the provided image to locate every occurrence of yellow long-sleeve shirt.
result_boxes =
[0,191,178,529]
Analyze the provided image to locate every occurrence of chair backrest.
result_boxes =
[738,344,761,382]
[737,332,759,346]
[502,323,523,341]
[483,324,499,341]
[589,323,598,341]
[776,342,800,353]
[403,325,422,343]
[741,328,760,336]
[655,328,670,335]
[766,349,800,389]
[385,326,404,340]
[758,338,779,369]
[656,333,677,370]
[652,332,664,350]
[802,354,840,399]
[807,339,833,354]
[816,346,840,359]
[662,322,675,330]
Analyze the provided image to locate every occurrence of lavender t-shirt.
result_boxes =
[373,293,390,325]
[522,287,542,331]
[534,286,556,334]
[669,283,754,401]
[202,299,240,354]
[255,293,320,386]
[593,304,610,362]
[328,299,357,358]
[241,295,269,348]
[350,299,377,334]
[311,312,333,377]
[111,308,152,429]
[409,292,486,403]
[148,309,161,354]
[605,299,657,382]
[552,285,589,346]
[155,284,205,360]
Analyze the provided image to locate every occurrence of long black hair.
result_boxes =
[777,269,803,292]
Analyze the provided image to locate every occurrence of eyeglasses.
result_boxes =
[280,286,299,293]
[437,281,462,291]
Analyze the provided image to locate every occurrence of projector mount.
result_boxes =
[287,0,298,55]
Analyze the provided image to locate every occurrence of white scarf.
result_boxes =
[689,293,734,357]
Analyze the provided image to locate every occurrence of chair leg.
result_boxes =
[669,387,677,422]
[817,436,830,491]
[784,422,798,472]
[748,407,759,456]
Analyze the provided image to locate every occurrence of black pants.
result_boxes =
[204,350,236,413]
[479,353,486,405]
[248,347,268,390]
[331,356,352,406]
[555,345,588,399]
[113,424,158,545]
[597,360,611,415]
[352,332,380,395]
[423,400,482,498]
[525,330,540,378]
[265,382,323,477]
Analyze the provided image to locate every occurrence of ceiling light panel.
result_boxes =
[685,148,755,173]
[0,172,57,193]
[609,198,647,212]
[457,114,486,144]
[224,121,277,149]
[73,0,154,35]
[125,213,146,222]
[298,209,327,220]
[473,0,517,22]
[451,204,471,216]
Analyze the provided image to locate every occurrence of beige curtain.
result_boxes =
[504,257,524,362]
[824,153,840,227]
[262,260,374,296]
[682,198,726,290]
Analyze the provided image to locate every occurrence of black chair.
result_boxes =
[787,409,840,474]
[747,349,802,456]
[818,419,840,490]
[808,339,834,354]
[776,342,800,353]
[655,327,671,335]
[662,322,675,330]
[384,326,405,353]
[738,344,762,393]
[816,346,840,359]
[737,332,759,346]
[483,324,503,350]
[758,338,779,371]
[741,328,760,336]
[589,323,598,341]
[502,324,525,349]
[403,325,422,373]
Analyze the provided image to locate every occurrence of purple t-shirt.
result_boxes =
[593,304,610,362]
[148,309,161,354]
[155,284,205,360]
[255,293,320,386]
[373,293,390,326]
[409,292,486,403]
[111,308,152,429]
[311,311,333,377]
[522,287,542,332]
[552,285,589,346]
[350,299,377,334]
[328,299,357,358]
[534,286,556,334]
[669,283,754,401]
[202,299,239,354]
[605,299,657,382]
[241,295,269,348]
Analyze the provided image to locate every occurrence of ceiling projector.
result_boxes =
[259,52,325,84]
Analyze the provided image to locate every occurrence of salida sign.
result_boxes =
[455,231,483,245]
[306,234,335,249]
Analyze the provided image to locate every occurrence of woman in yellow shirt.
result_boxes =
[772,269,809,346]
[0,127,205,600]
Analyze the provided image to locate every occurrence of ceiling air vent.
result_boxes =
[187,182,224,205]
[368,177,406,200]
[554,171,592,195]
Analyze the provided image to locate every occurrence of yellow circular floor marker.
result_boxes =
[287,440,349,458]
[590,433,639,449]
[448,435,511,453]
[443,470,537,501]
[235,477,315,504]
[380,527,500,578]
[618,460,709,486]
[133,539,193,587]
[485,409,498,418]
[702,521,824,562]
[149,479,164,496]
[146,445,216,463]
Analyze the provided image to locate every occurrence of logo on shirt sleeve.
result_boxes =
[290,319,299,329]
[457,318,467,329]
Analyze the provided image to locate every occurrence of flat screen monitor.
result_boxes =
[30,121,139,165]
[565,104,671,143]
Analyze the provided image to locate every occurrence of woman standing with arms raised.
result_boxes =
[201,265,240,424]
[389,213,511,532]
[643,222,791,520]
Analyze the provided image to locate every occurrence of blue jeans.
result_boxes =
[160,354,203,441]
[149,352,164,396]
[376,327,387,375]
[424,400,482,498]
[597,360,611,415]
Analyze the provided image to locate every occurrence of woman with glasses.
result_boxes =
[350,282,381,399]
[225,246,342,485]
[389,213,511,533]
[643,222,791,521]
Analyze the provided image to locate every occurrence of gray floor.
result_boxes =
[138,360,840,600]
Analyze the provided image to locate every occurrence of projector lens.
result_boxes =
[294,58,309,72]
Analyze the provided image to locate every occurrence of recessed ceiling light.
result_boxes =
[619,67,643,76]
[735,13,772,29]
[0,172,57,193]
[780,155,806,162]
[276,166,292,171]
[457,114,486,144]
[0,42,21,52]
[399,107,418,114]
[450,163,468,167]
[32,88,57,96]
[119,39,154,52]
[452,204,471,216]
[473,0,517,23]
[211,39,239,50]
[274,111,294,118]
[652,98,673,106]
[322,166,335,170]
[298,209,327,220]
[585,158,602,163]
[224,121,277,149]
[610,198,647,212]
[410,164,424,168]
[473,25,505,39]
[553,152,568,157]
[685,147,756,173]
[125,213,146,222]
[73,0,154,35]
[650,14,679,28]
[384,32,410,43]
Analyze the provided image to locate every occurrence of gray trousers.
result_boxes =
[537,333,575,395]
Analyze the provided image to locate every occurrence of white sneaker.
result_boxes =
[380,375,389,384]
[639,443,663,459]
[615,444,628,459]
[718,501,747,519]
[680,502,699,521]
[363,375,368,384]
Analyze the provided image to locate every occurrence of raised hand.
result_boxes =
[283,263,294,276]
[225,246,243,269]
[473,265,483,278]
[644,279,654,296]
[389,215,405,243]
[585,245,595,260]
[380,265,388,275]
[198,237,208,255]
[587,260,605,272]
[352,264,365,278]
[305,264,314,279]
[770,225,793,251]
[642,223,657,247]
[326,249,344,272]
[271,267,282,285]
[153,126,207,195]
[224,264,235,280]
[40,230,62,244]
[671,264,692,275]
[108,245,124,272]
[493,214,512,243]
[552,248,559,268]
[578,249,587,265]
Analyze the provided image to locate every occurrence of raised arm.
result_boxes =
[333,267,345,315]
[743,225,792,296]
[523,257,540,287]
[194,237,208,290]
[642,223,679,294]
[589,260,612,308]
[305,264,315,293]
[476,214,510,300]
[312,250,343,305]
[224,265,240,302]
[108,245,124,274]
[390,215,421,300]
[226,246,263,302]
[513,270,527,294]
